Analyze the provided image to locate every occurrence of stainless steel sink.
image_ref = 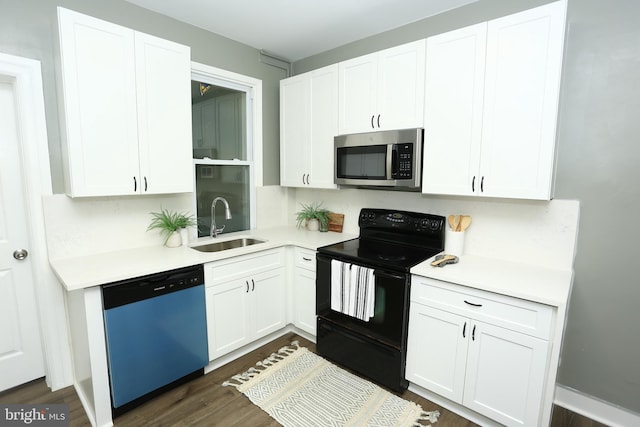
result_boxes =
[190,237,266,253]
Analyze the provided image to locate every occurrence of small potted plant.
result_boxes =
[295,202,330,232]
[147,208,197,247]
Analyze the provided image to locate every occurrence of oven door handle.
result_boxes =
[373,270,406,281]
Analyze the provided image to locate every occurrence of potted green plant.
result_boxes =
[147,208,197,247]
[295,202,330,232]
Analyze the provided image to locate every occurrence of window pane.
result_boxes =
[195,164,250,237]
[191,81,247,160]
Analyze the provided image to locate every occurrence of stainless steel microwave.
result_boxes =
[334,128,423,190]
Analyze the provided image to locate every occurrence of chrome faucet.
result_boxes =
[210,197,232,238]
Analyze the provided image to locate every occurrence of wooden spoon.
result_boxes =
[452,215,461,231]
[459,215,472,232]
[448,215,455,230]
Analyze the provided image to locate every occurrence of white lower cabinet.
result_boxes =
[407,276,553,426]
[292,247,317,335]
[205,249,286,360]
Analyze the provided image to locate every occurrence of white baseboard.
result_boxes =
[554,385,640,427]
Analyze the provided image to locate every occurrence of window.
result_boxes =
[190,63,262,238]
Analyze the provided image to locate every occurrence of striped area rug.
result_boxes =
[223,342,439,427]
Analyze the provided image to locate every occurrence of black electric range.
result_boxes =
[315,208,445,391]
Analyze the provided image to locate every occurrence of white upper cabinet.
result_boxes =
[134,32,193,195]
[422,0,566,200]
[280,64,338,189]
[339,40,425,134]
[57,8,193,197]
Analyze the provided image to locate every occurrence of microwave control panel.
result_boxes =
[392,143,413,179]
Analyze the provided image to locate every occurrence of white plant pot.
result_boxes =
[165,231,182,248]
[306,218,320,231]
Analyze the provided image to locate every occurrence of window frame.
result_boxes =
[190,62,263,234]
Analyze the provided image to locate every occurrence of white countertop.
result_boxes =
[50,226,356,291]
[51,225,573,308]
[411,254,573,307]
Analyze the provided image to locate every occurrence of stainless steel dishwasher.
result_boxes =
[102,264,208,417]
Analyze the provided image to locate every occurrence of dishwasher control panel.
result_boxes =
[102,264,204,309]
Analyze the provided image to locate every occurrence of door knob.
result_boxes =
[13,249,28,260]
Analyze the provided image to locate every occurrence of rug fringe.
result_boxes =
[412,410,440,426]
[222,341,301,389]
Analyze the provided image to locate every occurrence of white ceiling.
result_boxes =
[124,0,477,61]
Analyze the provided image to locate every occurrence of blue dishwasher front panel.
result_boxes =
[103,284,208,408]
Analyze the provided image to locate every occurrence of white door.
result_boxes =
[406,304,468,403]
[293,267,317,335]
[135,31,193,195]
[0,79,45,391]
[308,64,338,189]
[338,52,378,134]
[463,321,549,426]
[205,279,249,360]
[280,74,309,187]
[251,268,286,337]
[377,40,426,131]
[57,7,140,197]
[479,1,565,199]
[422,23,487,196]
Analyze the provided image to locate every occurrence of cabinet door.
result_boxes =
[251,268,286,338]
[280,74,309,187]
[422,23,486,196]
[205,280,250,360]
[464,321,549,426]
[377,40,426,131]
[308,65,339,189]
[293,267,317,335]
[135,32,193,194]
[57,8,139,197]
[406,304,468,403]
[338,53,378,134]
[479,1,565,200]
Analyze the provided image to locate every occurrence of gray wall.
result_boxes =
[295,0,640,415]
[0,0,285,190]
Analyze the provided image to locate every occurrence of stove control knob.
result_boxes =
[429,220,441,231]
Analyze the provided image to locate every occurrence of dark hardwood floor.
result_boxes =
[0,332,602,426]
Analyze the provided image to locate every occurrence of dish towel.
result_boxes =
[330,260,375,322]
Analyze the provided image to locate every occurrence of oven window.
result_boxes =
[337,146,387,179]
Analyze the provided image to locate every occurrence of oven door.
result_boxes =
[316,254,410,348]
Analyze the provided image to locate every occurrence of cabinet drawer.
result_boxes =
[205,248,284,285]
[411,276,553,339]
[294,247,316,272]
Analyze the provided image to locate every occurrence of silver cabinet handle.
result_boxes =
[13,249,29,260]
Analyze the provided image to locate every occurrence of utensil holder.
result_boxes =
[445,229,465,257]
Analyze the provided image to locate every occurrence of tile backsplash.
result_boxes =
[42,186,580,272]
[293,187,580,270]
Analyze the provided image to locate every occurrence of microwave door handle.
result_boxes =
[386,144,394,179]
